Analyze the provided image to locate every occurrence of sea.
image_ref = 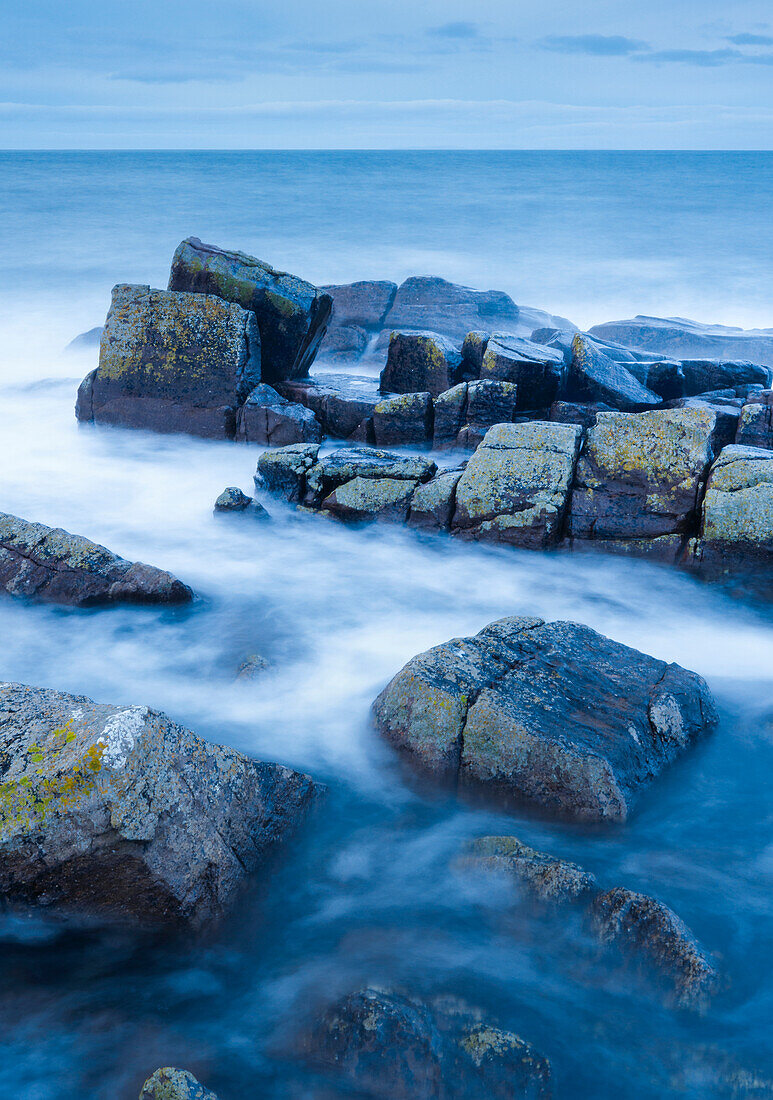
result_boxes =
[0,150,772,1099]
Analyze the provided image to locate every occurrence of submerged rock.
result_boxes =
[303,987,551,1100]
[236,653,271,680]
[0,682,318,928]
[462,836,597,901]
[76,284,261,440]
[372,616,717,823]
[139,1067,218,1100]
[380,332,463,397]
[0,513,192,607]
[235,383,322,446]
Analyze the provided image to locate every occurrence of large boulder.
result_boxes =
[139,1068,217,1100]
[168,237,332,382]
[0,513,192,607]
[318,280,397,362]
[235,383,322,445]
[588,315,773,367]
[76,284,261,439]
[372,616,717,823]
[276,372,381,438]
[434,380,519,450]
[569,407,720,542]
[451,422,582,548]
[0,682,318,928]
[302,988,551,1100]
[381,332,463,397]
[568,334,660,411]
[479,336,565,410]
[382,276,521,342]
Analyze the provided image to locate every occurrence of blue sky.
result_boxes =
[3,0,773,147]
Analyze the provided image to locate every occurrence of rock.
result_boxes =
[65,326,103,353]
[588,315,773,367]
[373,392,434,447]
[382,276,521,342]
[0,682,319,928]
[665,396,740,452]
[372,615,717,823]
[568,334,660,411]
[681,537,773,602]
[304,448,436,506]
[322,476,418,523]
[408,469,464,530]
[380,332,463,397]
[168,237,332,382]
[255,443,320,502]
[591,887,718,1008]
[479,336,565,410]
[452,422,582,549]
[680,360,771,396]
[569,407,720,541]
[139,1067,217,1100]
[236,654,270,680]
[574,535,685,565]
[276,373,381,438]
[235,383,322,446]
[700,445,773,544]
[736,392,773,450]
[462,380,518,446]
[76,284,262,440]
[549,399,612,428]
[462,836,597,901]
[303,988,551,1100]
[214,487,253,512]
[319,280,397,362]
[460,331,490,379]
[0,513,192,608]
[433,383,470,448]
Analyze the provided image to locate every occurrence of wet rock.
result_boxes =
[303,988,551,1100]
[168,237,332,382]
[568,334,660,411]
[462,836,597,901]
[322,476,419,523]
[460,331,490,379]
[452,422,582,549]
[0,682,319,928]
[479,336,565,409]
[569,407,720,541]
[0,513,192,607]
[256,443,320,502]
[573,534,685,565]
[319,280,397,362]
[276,373,380,439]
[304,448,436,507]
[383,277,521,342]
[591,887,718,1008]
[381,332,463,397]
[665,396,740,452]
[236,653,271,680]
[214,487,253,512]
[549,399,612,428]
[700,445,773,544]
[76,284,261,440]
[588,315,773,367]
[462,379,519,447]
[408,469,464,530]
[735,392,773,450]
[139,1067,217,1100]
[373,392,434,447]
[372,615,717,823]
[433,383,470,448]
[235,383,322,446]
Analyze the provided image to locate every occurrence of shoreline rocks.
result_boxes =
[139,1068,217,1099]
[0,682,319,928]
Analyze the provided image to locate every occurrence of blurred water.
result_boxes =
[0,152,772,1099]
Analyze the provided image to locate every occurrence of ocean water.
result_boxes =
[0,151,772,1099]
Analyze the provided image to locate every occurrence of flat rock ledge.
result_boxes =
[0,682,320,928]
[0,513,192,607]
[462,837,718,1009]
[372,616,717,823]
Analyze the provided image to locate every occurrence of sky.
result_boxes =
[3,0,773,148]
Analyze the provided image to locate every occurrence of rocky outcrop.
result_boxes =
[382,277,521,342]
[235,383,322,445]
[569,406,720,544]
[168,237,332,382]
[303,448,436,508]
[589,315,773,367]
[318,280,397,361]
[302,988,551,1100]
[452,422,582,548]
[479,336,565,410]
[276,373,380,439]
[646,359,770,401]
[372,616,717,823]
[0,682,318,928]
[0,513,192,607]
[373,392,433,447]
[380,332,463,397]
[568,335,660,411]
[322,476,419,523]
[76,284,261,439]
[65,326,103,353]
[139,1068,217,1100]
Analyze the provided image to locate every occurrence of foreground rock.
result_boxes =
[589,315,773,367]
[0,682,318,928]
[372,616,717,823]
[76,284,261,439]
[381,332,463,397]
[139,1068,217,1100]
[169,237,332,382]
[0,513,192,607]
[303,988,551,1099]
[462,837,717,1008]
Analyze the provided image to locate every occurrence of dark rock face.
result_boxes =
[736,392,773,449]
[76,284,262,440]
[168,237,332,382]
[460,331,490,379]
[319,280,397,362]
[408,470,464,530]
[276,373,381,439]
[235,383,322,446]
[303,448,436,507]
[373,392,434,447]
[0,513,192,607]
[383,276,521,342]
[463,380,519,446]
[433,383,470,448]
[479,336,565,410]
[588,315,773,367]
[303,988,551,1100]
[255,443,320,502]
[139,1067,217,1100]
[462,836,597,901]
[568,335,660,411]
[381,332,463,397]
[0,682,319,928]
[214,486,253,512]
[372,616,717,823]
[549,400,613,429]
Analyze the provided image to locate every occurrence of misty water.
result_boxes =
[1,152,772,1098]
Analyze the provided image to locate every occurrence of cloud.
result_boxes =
[427,22,481,39]
[538,34,648,57]
[727,33,773,45]
[637,47,744,66]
